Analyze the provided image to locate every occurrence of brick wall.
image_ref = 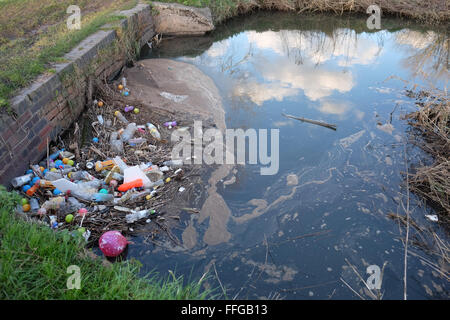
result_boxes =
[0,4,155,187]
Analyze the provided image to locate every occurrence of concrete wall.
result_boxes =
[0,4,155,187]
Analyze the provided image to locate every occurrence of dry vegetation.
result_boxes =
[404,89,450,223]
[174,0,450,24]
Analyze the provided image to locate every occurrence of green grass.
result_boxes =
[0,186,215,299]
[0,0,138,110]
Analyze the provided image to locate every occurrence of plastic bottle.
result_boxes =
[163,159,183,168]
[95,160,115,172]
[149,179,164,188]
[42,197,66,210]
[71,188,96,202]
[118,179,143,192]
[76,180,102,189]
[68,171,97,181]
[49,149,63,161]
[91,193,114,202]
[142,165,163,182]
[26,185,39,196]
[128,138,147,145]
[110,132,124,154]
[114,111,129,124]
[67,197,83,210]
[11,173,34,188]
[125,209,154,224]
[44,171,63,181]
[103,170,124,183]
[113,156,128,173]
[129,190,151,202]
[120,123,137,142]
[146,123,161,140]
[29,198,39,212]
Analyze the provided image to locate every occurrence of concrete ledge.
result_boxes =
[0,3,156,187]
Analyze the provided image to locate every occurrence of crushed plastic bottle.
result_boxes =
[68,171,97,181]
[125,209,155,224]
[29,198,39,212]
[163,159,183,168]
[11,173,34,188]
[113,156,128,173]
[44,171,63,181]
[110,132,124,154]
[120,123,137,142]
[42,197,66,210]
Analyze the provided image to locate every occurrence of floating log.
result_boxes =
[282,113,337,131]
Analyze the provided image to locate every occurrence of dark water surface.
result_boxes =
[133,12,449,299]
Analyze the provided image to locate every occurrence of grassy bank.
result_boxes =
[162,0,450,24]
[0,187,213,299]
[1,0,447,109]
[0,0,139,110]
[405,89,450,223]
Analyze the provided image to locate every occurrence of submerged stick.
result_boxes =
[282,113,337,131]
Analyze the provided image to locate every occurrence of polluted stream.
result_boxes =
[124,12,448,299]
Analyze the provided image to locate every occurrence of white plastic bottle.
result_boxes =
[11,173,34,188]
[146,123,161,140]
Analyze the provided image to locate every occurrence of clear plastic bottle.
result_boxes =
[42,197,66,210]
[163,159,183,168]
[76,180,102,189]
[110,132,124,154]
[120,123,137,142]
[149,179,164,188]
[29,198,40,212]
[114,111,129,124]
[44,171,63,181]
[146,123,161,140]
[67,197,83,210]
[125,209,155,224]
[68,171,97,181]
[71,188,96,202]
[128,137,147,145]
[113,156,128,173]
[11,173,34,188]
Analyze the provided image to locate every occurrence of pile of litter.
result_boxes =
[12,78,198,252]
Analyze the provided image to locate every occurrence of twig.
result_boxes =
[213,262,227,298]
[340,277,365,300]
[282,113,337,130]
[403,141,410,300]
[271,230,331,246]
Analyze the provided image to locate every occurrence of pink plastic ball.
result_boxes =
[98,231,128,257]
